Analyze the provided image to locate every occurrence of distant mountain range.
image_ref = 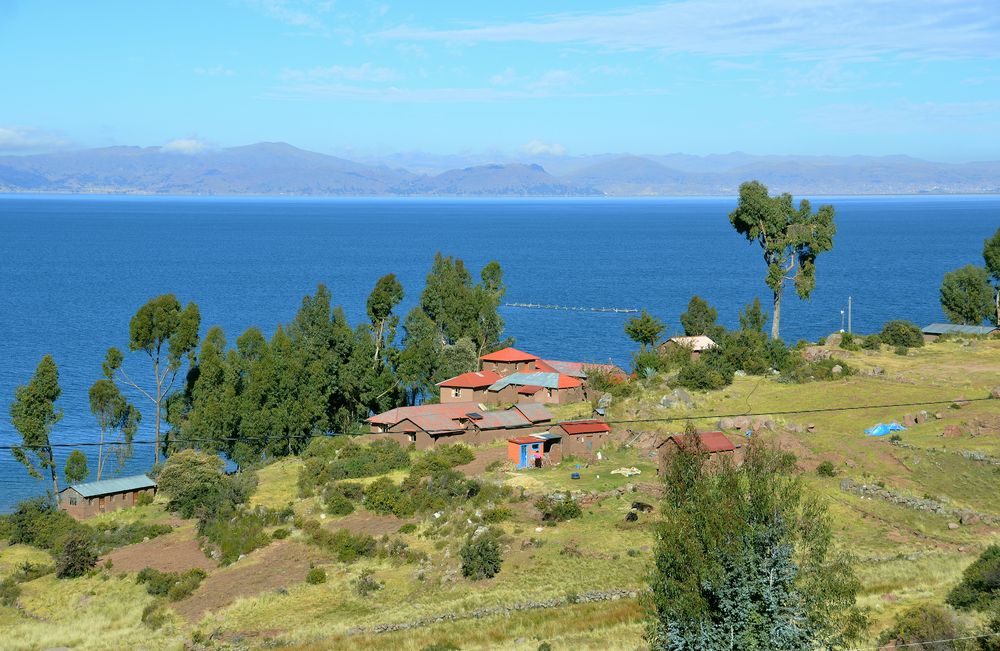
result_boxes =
[1,142,998,196]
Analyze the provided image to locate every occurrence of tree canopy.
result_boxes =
[940,264,994,326]
[10,355,64,497]
[728,181,836,340]
[625,310,665,350]
[679,296,723,339]
[983,227,1000,325]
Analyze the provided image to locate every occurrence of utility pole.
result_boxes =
[848,296,853,334]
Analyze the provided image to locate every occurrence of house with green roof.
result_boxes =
[59,474,156,519]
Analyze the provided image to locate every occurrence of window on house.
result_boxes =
[452,388,462,398]
[69,496,78,506]
[546,388,553,398]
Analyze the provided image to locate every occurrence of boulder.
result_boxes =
[941,425,963,439]
[947,522,960,530]
[992,385,1000,399]
[733,416,752,430]
[831,364,843,375]
[902,413,916,426]
[806,423,816,433]
[785,422,805,434]
[673,388,694,407]
[658,395,676,409]
[960,513,981,526]
[718,417,736,430]
[598,393,613,409]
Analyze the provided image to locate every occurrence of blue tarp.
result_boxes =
[865,422,906,437]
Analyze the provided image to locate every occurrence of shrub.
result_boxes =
[324,491,355,516]
[420,643,460,651]
[7,497,88,552]
[631,349,670,376]
[363,477,412,517]
[460,536,502,580]
[839,333,860,351]
[410,444,474,476]
[198,508,271,565]
[880,320,924,348]
[397,523,418,534]
[298,438,410,496]
[141,602,171,630]
[894,345,909,356]
[353,569,383,596]
[889,433,903,443]
[306,567,327,585]
[816,461,836,477]
[535,496,582,522]
[136,567,207,600]
[0,577,21,606]
[674,359,730,391]
[482,507,512,523]
[135,491,154,507]
[946,544,1000,611]
[861,334,882,350]
[402,469,480,514]
[484,460,503,472]
[157,450,226,518]
[93,522,172,554]
[878,604,970,649]
[55,529,98,578]
[306,525,377,563]
[272,528,291,540]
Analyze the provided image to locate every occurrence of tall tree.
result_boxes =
[983,227,1000,325]
[729,181,836,340]
[649,441,867,650]
[176,326,237,456]
[625,310,665,351]
[679,296,723,339]
[940,264,994,325]
[90,349,141,480]
[10,355,63,497]
[366,273,404,368]
[739,297,769,334]
[64,450,89,485]
[469,261,510,357]
[109,295,200,463]
[398,307,441,405]
[420,253,475,343]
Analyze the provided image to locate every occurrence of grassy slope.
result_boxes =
[3,338,999,649]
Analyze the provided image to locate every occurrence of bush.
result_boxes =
[305,524,377,563]
[816,461,836,477]
[0,577,21,606]
[397,523,418,534]
[93,522,172,554]
[880,320,924,348]
[272,528,291,540]
[306,567,327,585]
[141,602,171,630]
[631,349,670,377]
[136,567,207,600]
[198,508,271,565]
[482,507,512,523]
[460,536,502,580]
[324,491,356,516]
[157,450,226,518]
[7,497,88,552]
[839,333,860,351]
[55,529,98,578]
[674,359,731,391]
[353,569,383,596]
[861,334,882,350]
[402,469,480,514]
[410,444,474,477]
[947,544,1000,611]
[894,345,909,356]
[363,477,412,517]
[535,496,582,522]
[878,604,971,649]
[420,643,460,651]
[135,491,154,507]
[298,438,411,496]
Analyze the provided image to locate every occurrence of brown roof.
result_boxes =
[437,370,502,388]
[559,420,612,435]
[668,431,735,453]
[513,403,553,423]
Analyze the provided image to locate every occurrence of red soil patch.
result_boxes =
[172,540,324,622]
[102,528,215,574]
[455,446,508,476]
[326,510,412,536]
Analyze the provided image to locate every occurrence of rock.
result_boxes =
[992,385,1000,399]
[598,393,613,409]
[238,554,246,561]
[941,425,962,439]
[658,394,676,409]
[734,370,747,377]
[902,413,916,426]
[473,525,489,538]
[719,417,736,430]
[831,364,843,375]
[806,423,816,433]
[871,366,884,376]
[785,422,805,434]
[947,522,960,530]
[624,511,638,522]
[960,513,981,525]
[535,527,544,533]
[733,416,752,430]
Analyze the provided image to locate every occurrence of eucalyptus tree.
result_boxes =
[728,181,836,340]
[983,227,1000,325]
[367,273,404,368]
[89,349,140,479]
[10,355,63,497]
[64,450,89,485]
[398,307,441,404]
[624,309,665,350]
[940,264,994,325]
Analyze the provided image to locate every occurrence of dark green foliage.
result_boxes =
[482,507,512,523]
[306,567,327,585]
[631,349,670,377]
[6,497,88,552]
[298,438,410,496]
[64,450,89,485]
[816,461,836,477]
[55,529,98,578]
[90,349,140,480]
[157,449,226,518]
[728,181,836,340]
[353,569,383,596]
[198,508,271,565]
[674,359,730,391]
[878,604,975,651]
[680,296,725,339]
[136,567,207,601]
[363,477,413,517]
[0,577,22,606]
[92,522,172,554]
[895,345,909,356]
[880,320,924,348]
[409,444,474,477]
[136,491,154,507]
[324,490,356,516]
[401,468,481,514]
[302,520,377,562]
[839,332,860,351]
[941,264,994,326]
[984,227,1000,326]
[738,298,768,334]
[625,309,665,350]
[648,442,867,650]
[862,334,882,350]
[397,523,418,534]
[10,355,63,496]
[534,495,582,522]
[272,527,290,540]
[780,354,854,383]
[420,643,460,651]
[460,535,503,580]
[947,545,1000,611]
[141,602,171,629]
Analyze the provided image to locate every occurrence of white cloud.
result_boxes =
[281,63,400,82]
[377,0,1000,61]
[241,0,332,29]
[194,65,235,77]
[521,140,567,156]
[162,138,210,154]
[0,126,71,153]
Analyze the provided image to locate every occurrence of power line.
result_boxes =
[851,631,999,650]
[0,395,990,453]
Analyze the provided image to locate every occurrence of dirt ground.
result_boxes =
[102,527,216,573]
[173,540,324,621]
[454,445,508,476]
[326,510,412,536]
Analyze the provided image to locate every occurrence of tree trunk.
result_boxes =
[995,288,999,326]
[48,448,59,500]
[153,357,162,465]
[97,425,106,480]
[771,289,782,341]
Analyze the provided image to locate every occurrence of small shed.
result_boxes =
[661,335,718,360]
[507,433,562,469]
[656,431,737,475]
[59,474,157,520]
[556,419,612,460]
[921,323,999,342]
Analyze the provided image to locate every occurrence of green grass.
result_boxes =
[0,543,53,580]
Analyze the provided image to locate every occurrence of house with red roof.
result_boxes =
[655,430,738,475]
[479,347,540,377]
[552,419,612,460]
[437,370,501,404]
[486,371,584,405]
[366,401,552,450]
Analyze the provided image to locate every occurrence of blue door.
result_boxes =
[519,444,527,468]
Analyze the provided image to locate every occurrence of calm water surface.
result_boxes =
[1,195,998,510]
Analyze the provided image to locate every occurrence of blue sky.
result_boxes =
[1,0,999,161]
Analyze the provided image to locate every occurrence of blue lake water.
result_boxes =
[1,194,998,511]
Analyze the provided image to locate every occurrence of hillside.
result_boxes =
[1,144,998,195]
[2,338,999,649]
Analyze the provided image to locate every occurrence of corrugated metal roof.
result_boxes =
[559,420,612,435]
[668,431,735,453]
[514,403,553,423]
[922,323,998,336]
[437,370,501,388]
[532,432,562,440]
[63,474,156,498]
[508,436,541,445]
[368,402,482,425]
[475,410,531,429]
[489,372,581,391]
[479,347,539,362]
[517,385,543,394]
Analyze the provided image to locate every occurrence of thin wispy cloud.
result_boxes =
[162,138,211,154]
[241,0,332,29]
[0,126,71,153]
[268,82,670,103]
[281,63,400,82]
[805,100,1000,133]
[521,140,567,156]
[377,0,1000,61]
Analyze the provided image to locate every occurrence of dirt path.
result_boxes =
[327,510,412,536]
[102,526,215,573]
[455,446,507,476]
[172,540,324,621]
